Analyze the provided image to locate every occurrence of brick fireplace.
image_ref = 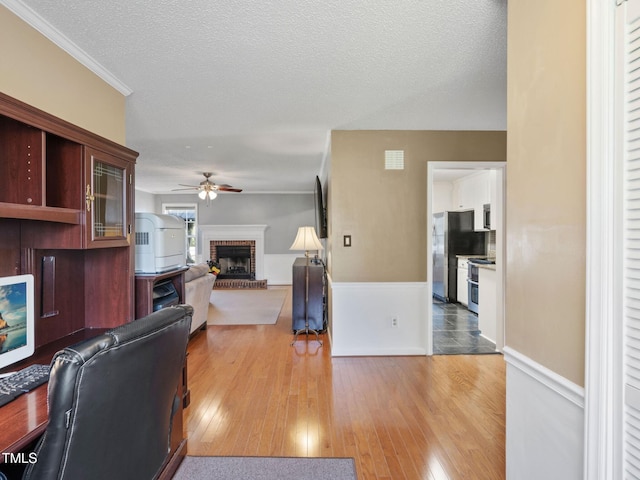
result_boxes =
[210,240,256,280]
[200,225,267,288]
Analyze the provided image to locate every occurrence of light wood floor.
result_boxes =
[184,287,506,480]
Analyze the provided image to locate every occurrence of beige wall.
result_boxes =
[0,6,126,144]
[506,0,586,385]
[329,130,506,283]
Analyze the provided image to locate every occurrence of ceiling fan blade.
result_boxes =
[174,174,241,194]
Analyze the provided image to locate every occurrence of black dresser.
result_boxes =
[292,257,325,332]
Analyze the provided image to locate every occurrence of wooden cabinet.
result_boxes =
[85,148,133,248]
[135,267,188,319]
[0,117,83,224]
[0,92,138,346]
[0,93,190,479]
[135,267,190,408]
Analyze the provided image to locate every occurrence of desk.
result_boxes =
[0,381,48,456]
[0,329,104,457]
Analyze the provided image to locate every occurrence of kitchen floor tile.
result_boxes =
[433,299,497,355]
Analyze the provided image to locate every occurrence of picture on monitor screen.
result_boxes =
[0,274,34,370]
[0,282,28,354]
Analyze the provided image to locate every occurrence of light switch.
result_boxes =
[344,235,351,247]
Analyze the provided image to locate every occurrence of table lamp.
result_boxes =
[289,226,324,345]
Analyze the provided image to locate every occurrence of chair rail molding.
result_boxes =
[503,346,585,479]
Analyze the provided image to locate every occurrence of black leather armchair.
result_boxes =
[22,305,193,480]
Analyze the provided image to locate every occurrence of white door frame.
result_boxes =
[426,161,506,356]
[584,0,622,478]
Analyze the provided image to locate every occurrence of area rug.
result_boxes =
[207,287,288,325]
[172,456,357,480]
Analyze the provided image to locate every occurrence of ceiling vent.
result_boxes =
[385,150,405,170]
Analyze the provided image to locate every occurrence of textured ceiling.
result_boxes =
[10,0,507,194]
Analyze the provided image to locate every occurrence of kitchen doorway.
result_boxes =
[426,162,506,356]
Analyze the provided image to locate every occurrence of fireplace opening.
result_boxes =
[216,245,253,280]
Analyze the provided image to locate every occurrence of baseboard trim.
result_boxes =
[331,347,428,357]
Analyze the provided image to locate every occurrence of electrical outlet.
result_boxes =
[391,316,399,328]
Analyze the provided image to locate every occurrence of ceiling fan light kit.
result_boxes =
[198,189,217,200]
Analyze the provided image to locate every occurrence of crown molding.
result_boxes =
[1,0,133,96]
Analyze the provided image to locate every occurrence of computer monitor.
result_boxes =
[0,274,35,371]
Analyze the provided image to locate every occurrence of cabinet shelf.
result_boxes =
[0,202,81,224]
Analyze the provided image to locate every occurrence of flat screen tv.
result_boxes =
[0,274,35,371]
[314,176,327,239]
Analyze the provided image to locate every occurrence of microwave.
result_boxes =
[483,203,491,230]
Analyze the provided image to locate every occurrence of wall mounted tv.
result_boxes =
[314,176,328,239]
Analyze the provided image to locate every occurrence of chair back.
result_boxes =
[23,305,192,480]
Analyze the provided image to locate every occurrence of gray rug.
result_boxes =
[172,456,357,480]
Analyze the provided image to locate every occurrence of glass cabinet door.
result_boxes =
[85,148,130,247]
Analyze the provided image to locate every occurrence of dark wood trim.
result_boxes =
[157,438,187,480]
[0,202,82,224]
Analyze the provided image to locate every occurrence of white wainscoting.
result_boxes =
[330,282,429,356]
[503,347,584,480]
[264,254,300,285]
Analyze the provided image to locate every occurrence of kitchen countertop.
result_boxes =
[456,255,497,270]
[477,263,497,271]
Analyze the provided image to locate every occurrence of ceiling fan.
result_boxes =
[172,172,242,201]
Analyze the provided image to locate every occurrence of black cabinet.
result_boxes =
[292,257,325,332]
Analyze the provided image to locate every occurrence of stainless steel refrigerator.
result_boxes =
[432,211,486,303]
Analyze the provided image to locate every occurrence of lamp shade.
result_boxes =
[289,226,323,252]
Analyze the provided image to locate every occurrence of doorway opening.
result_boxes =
[426,162,506,356]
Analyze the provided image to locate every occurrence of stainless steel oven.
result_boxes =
[467,263,479,314]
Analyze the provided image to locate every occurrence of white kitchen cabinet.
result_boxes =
[454,171,490,230]
[455,177,477,211]
[478,266,497,343]
[457,257,469,306]
[433,181,455,213]
[488,169,497,230]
